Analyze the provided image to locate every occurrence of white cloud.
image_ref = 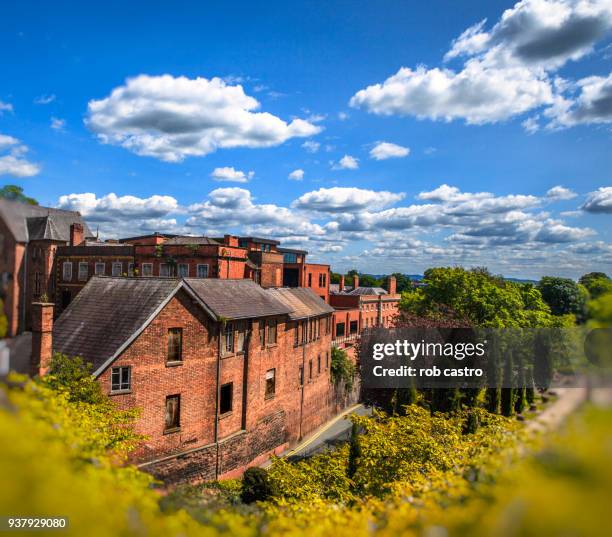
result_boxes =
[0,101,13,113]
[338,111,350,120]
[522,115,541,133]
[34,94,56,105]
[51,117,66,131]
[288,169,305,181]
[0,134,40,177]
[85,74,322,162]
[581,186,612,213]
[350,0,612,127]
[210,166,254,183]
[302,140,321,153]
[292,187,405,213]
[333,154,359,170]
[369,141,410,160]
[546,185,577,200]
[57,192,179,222]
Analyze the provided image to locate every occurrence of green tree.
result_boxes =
[0,298,7,338]
[537,276,588,319]
[579,272,612,299]
[501,351,515,417]
[331,347,356,392]
[347,421,361,482]
[241,467,277,504]
[0,184,38,205]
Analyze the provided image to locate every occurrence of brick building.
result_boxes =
[33,276,338,483]
[330,274,400,353]
[0,198,93,336]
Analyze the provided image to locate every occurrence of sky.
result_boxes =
[1,0,611,279]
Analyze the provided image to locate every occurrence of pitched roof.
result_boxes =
[265,287,335,320]
[183,278,291,320]
[347,286,388,296]
[329,283,354,294]
[0,198,94,243]
[53,277,182,374]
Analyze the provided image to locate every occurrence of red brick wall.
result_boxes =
[0,216,23,336]
[303,263,330,303]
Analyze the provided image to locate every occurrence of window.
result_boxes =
[323,273,327,287]
[34,271,41,295]
[111,366,131,392]
[259,321,265,347]
[225,322,234,353]
[142,263,153,277]
[268,319,277,344]
[283,252,297,263]
[112,262,122,277]
[325,351,329,369]
[95,262,105,276]
[160,263,174,277]
[309,359,313,381]
[301,320,307,344]
[62,262,72,281]
[299,366,304,387]
[78,262,88,281]
[294,322,299,346]
[128,263,134,277]
[197,264,209,278]
[178,263,189,277]
[265,368,276,398]
[350,320,358,334]
[167,328,183,362]
[165,395,180,431]
[236,322,246,352]
[336,322,345,338]
[318,274,323,287]
[317,354,321,374]
[220,383,233,414]
[308,273,312,287]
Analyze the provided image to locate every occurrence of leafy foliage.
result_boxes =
[240,467,277,504]
[537,276,589,319]
[0,184,38,205]
[579,272,612,299]
[0,298,7,338]
[330,346,356,392]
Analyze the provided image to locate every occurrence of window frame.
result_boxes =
[220,382,233,415]
[62,261,72,281]
[110,366,131,393]
[78,262,88,281]
[265,368,276,399]
[167,327,183,363]
[141,263,153,277]
[112,262,122,277]
[225,322,234,354]
[164,394,181,432]
[259,321,265,347]
[95,262,106,276]
[177,263,189,278]
[196,264,209,278]
[268,319,277,345]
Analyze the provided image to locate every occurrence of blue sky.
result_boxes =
[1,0,611,279]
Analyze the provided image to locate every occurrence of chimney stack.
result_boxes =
[353,274,359,290]
[70,223,84,246]
[387,276,397,295]
[224,234,239,247]
[339,275,345,292]
[31,302,54,376]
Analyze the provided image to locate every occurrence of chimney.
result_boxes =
[353,274,359,290]
[339,275,345,292]
[31,302,54,376]
[224,234,239,247]
[70,223,84,246]
[387,276,397,295]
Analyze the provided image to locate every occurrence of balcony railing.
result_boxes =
[332,332,359,346]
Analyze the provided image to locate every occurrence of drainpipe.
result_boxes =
[214,320,223,480]
[21,242,28,333]
[298,319,306,440]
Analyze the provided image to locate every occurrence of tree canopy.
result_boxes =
[537,276,588,319]
[579,272,612,299]
[0,184,38,205]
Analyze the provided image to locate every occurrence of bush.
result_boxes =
[241,467,277,504]
[330,347,356,392]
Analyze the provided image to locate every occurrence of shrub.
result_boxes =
[330,347,356,392]
[241,467,277,504]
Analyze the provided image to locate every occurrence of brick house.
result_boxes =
[34,276,337,484]
[0,198,93,336]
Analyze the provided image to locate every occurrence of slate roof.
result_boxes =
[265,287,335,320]
[347,287,388,296]
[0,198,94,243]
[164,236,221,245]
[184,278,292,320]
[329,283,354,294]
[53,277,181,374]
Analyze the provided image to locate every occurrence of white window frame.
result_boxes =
[62,262,72,281]
[142,263,153,277]
[112,262,122,277]
[78,262,88,281]
[128,263,134,277]
[95,262,105,276]
[196,264,209,278]
[159,263,173,277]
[111,366,131,393]
[177,263,189,278]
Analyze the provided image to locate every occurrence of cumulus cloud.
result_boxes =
[370,141,410,160]
[210,166,254,183]
[57,192,179,222]
[292,187,405,213]
[333,154,359,170]
[581,186,612,213]
[546,185,577,200]
[302,140,321,153]
[0,101,13,114]
[85,74,322,162]
[0,134,41,177]
[288,169,305,180]
[34,94,56,105]
[350,0,612,128]
[51,117,66,131]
